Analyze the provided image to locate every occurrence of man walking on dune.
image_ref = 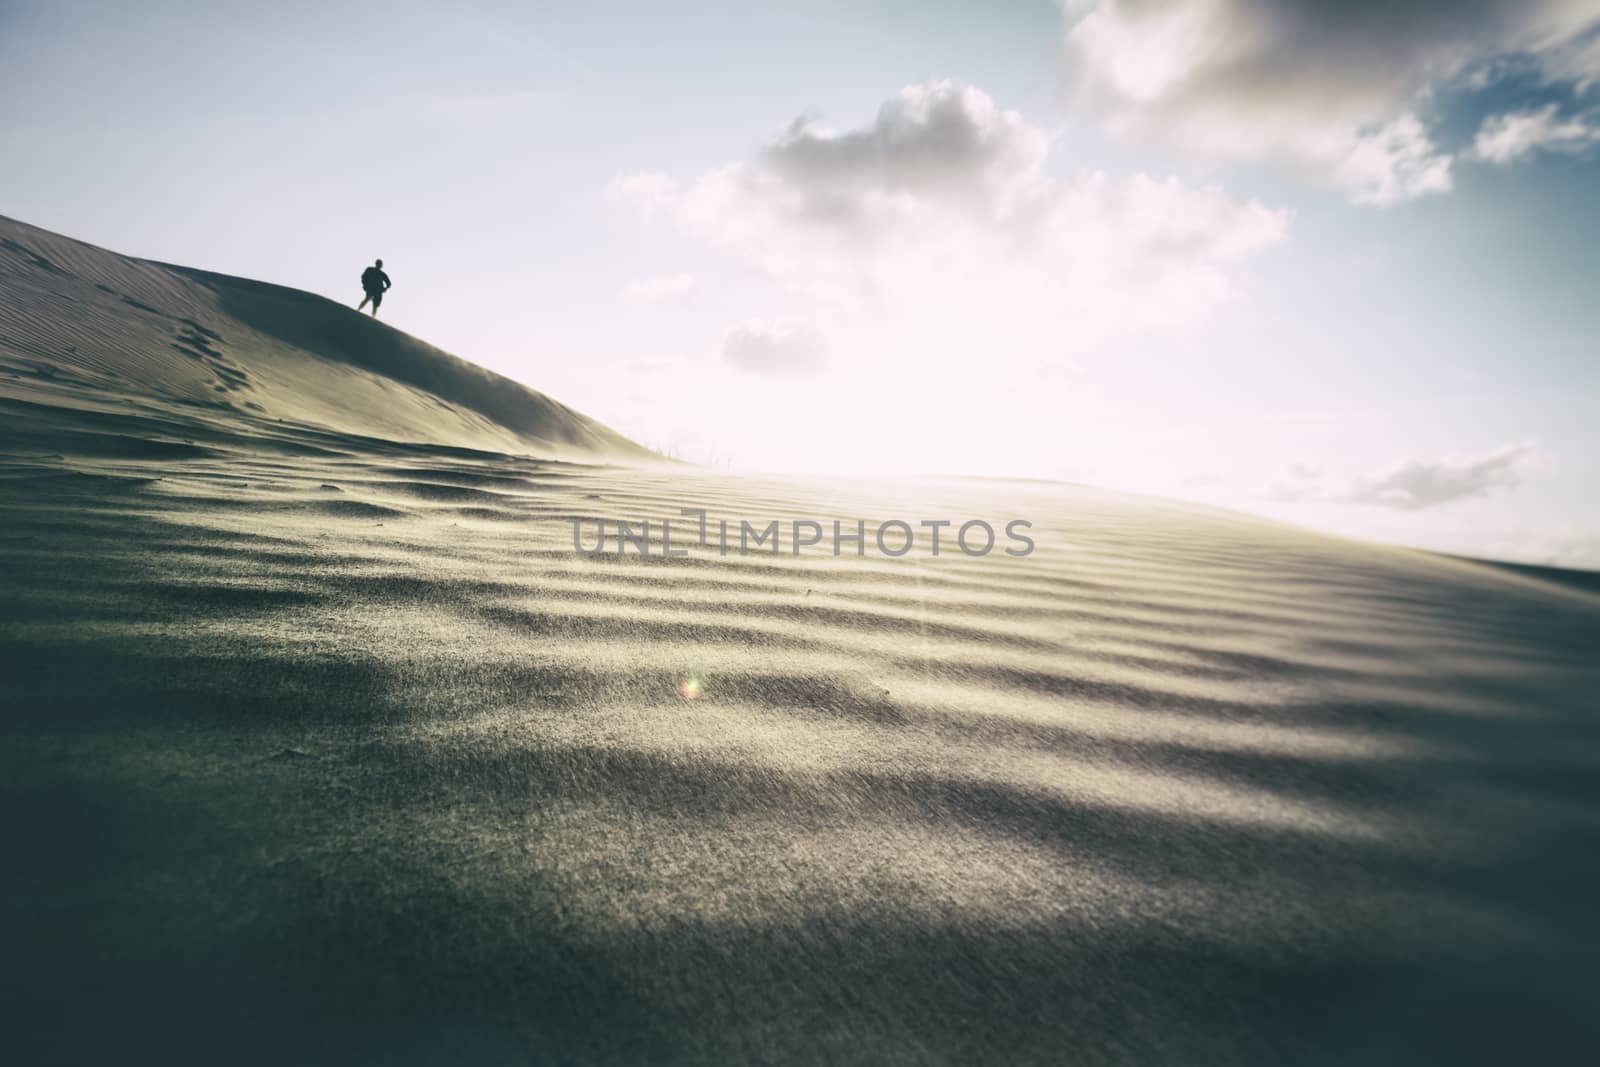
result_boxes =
[357,259,391,317]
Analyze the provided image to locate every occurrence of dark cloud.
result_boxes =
[761,83,1046,217]
[1066,0,1600,201]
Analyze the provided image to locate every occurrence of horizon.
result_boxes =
[4,0,1598,567]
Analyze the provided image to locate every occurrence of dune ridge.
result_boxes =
[3,216,1600,1064]
[0,215,651,461]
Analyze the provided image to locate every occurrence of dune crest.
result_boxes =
[0,215,651,461]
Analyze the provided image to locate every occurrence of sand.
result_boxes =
[3,216,1599,1064]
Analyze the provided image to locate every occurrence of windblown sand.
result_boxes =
[3,217,1599,1064]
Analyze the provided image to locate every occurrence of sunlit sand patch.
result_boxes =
[396,695,1427,843]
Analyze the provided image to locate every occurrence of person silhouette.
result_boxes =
[357,259,391,317]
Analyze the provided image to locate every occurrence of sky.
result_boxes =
[2,0,1598,566]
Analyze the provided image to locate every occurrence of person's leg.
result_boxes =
[357,294,370,311]
[371,291,382,317]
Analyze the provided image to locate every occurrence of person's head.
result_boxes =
[375,258,383,268]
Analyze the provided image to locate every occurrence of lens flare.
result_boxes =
[678,674,705,699]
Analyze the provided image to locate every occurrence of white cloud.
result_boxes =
[1472,104,1600,163]
[1456,526,1600,569]
[623,274,698,303]
[618,81,1287,373]
[1343,443,1535,511]
[1525,531,1600,569]
[722,319,830,377]
[1542,22,1600,92]
[1064,0,1600,203]
[608,172,679,215]
[1331,113,1455,205]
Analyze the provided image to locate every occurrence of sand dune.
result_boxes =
[3,218,1600,1064]
[0,215,650,460]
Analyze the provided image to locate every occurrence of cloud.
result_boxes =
[756,84,1050,214]
[1265,461,1326,502]
[1329,113,1454,205]
[1472,103,1600,163]
[609,172,679,214]
[1064,0,1600,203]
[1530,531,1600,569]
[1265,482,1314,504]
[618,81,1287,370]
[623,274,697,303]
[722,319,830,377]
[1343,443,1534,510]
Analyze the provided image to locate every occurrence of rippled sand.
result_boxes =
[6,434,1599,1063]
[4,217,1600,1063]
